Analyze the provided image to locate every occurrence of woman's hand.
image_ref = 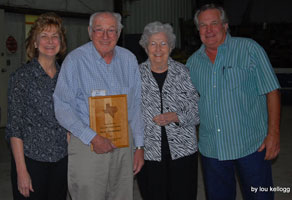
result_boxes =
[17,169,34,197]
[10,137,34,197]
[67,132,71,143]
[153,112,179,126]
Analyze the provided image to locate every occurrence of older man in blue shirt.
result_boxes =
[53,12,144,200]
[187,4,280,200]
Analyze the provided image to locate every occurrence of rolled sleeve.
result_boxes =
[6,73,25,140]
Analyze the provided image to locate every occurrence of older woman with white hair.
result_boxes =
[137,21,200,200]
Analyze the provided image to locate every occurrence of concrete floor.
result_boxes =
[1,106,292,200]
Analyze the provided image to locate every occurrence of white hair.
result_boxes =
[88,11,124,36]
[139,21,176,53]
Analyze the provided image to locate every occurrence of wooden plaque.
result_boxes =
[89,94,129,148]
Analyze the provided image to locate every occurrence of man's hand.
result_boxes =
[133,149,144,175]
[258,132,280,160]
[258,90,281,160]
[90,135,116,154]
[153,112,179,126]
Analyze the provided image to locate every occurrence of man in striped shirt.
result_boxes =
[187,4,280,200]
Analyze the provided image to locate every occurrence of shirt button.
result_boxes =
[217,129,221,132]
[214,72,216,74]
[213,85,216,88]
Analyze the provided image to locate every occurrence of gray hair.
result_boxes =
[139,21,176,53]
[88,11,124,36]
[194,4,229,30]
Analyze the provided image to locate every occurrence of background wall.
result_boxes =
[0,0,113,14]
[225,0,292,25]
[123,0,194,48]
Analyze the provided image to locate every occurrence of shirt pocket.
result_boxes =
[223,67,249,90]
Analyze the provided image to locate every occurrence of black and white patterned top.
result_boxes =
[6,58,68,162]
[139,58,200,161]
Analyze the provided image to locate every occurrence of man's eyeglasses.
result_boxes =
[92,28,118,37]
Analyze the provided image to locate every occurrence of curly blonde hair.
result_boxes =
[26,12,66,60]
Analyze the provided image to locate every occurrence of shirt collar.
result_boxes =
[31,57,60,78]
[144,57,174,71]
[197,32,231,56]
[90,41,117,64]
[31,58,46,77]
[219,32,230,49]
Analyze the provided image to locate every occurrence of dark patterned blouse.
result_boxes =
[6,58,67,162]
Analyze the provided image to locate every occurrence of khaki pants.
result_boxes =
[68,129,133,200]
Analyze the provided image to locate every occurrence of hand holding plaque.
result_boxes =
[89,95,129,149]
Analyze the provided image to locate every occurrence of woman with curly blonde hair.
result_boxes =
[6,12,68,200]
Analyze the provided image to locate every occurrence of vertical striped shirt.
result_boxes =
[53,42,144,147]
[186,33,280,160]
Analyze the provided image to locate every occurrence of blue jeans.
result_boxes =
[201,150,274,200]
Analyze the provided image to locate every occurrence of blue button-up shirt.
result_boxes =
[53,42,144,147]
[187,34,280,160]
